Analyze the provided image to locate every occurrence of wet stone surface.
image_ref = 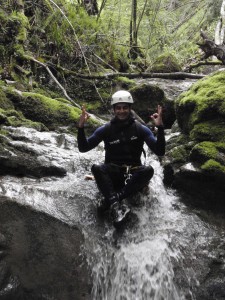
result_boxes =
[0,197,92,300]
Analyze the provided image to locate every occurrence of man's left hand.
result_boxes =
[150,105,163,127]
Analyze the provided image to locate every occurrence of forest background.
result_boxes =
[1,0,223,75]
[0,0,225,126]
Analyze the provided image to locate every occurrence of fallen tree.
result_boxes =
[47,62,205,80]
[185,61,223,73]
[70,71,204,80]
[197,29,225,64]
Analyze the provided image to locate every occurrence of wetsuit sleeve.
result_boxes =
[142,125,165,156]
[77,125,105,152]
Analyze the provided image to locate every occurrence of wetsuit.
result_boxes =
[78,115,165,205]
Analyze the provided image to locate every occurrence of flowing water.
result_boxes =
[0,126,222,300]
[0,80,223,299]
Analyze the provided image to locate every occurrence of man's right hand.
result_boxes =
[78,105,90,128]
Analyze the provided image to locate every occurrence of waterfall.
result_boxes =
[0,124,222,300]
[88,151,191,300]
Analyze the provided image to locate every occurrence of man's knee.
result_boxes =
[91,164,106,176]
[145,165,154,180]
[137,165,154,180]
[91,164,100,174]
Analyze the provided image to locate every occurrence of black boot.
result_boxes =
[97,198,111,216]
[117,190,126,202]
[97,193,119,216]
[110,201,130,227]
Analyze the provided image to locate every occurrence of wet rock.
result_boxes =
[170,163,225,211]
[0,196,92,300]
[129,83,175,127]
[195,254,225,300]
[0,154,66,178]
[163,70,225,209]
[0,262,22,300]
[0,127,68,178]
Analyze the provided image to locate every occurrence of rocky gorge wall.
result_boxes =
[0,69,225,299]
[162,69,225,211]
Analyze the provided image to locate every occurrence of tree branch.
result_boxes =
[185,61,223,72]
[22,55,105,124]
[49,63,205,80]
[28,56,82,109]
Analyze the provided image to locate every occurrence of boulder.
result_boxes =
[130,83,175,127]
[0,133,66,177]
[0,197,92,300]
[163,69,225,208]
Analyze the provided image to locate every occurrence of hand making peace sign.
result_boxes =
[78,105,90,128]
[150,105,163,127]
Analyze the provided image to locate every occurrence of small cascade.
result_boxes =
[88,153,219,300]
[0,120,223,299]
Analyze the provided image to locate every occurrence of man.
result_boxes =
[77,90,165,226]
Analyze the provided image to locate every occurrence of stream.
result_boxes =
[0,79,224,300]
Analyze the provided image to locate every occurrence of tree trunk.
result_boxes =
[97,0,107,20]
[129,0,139,59]
[215,0,225,45]
[197,30,225,64]
[83,0,98,15]
[13,0,24,12]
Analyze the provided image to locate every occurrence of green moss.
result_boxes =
[33,88,64,100]
[0,108,47,130]
[4,91,99,130]
[176,70,225,133]
[10,11,30,42]
[166,133,193,151]
[81,101,102,112]
[168,145,189,164]
[0,89,14,110]
[54,98,72,105]
[190,119,225,142]
[21,92,81,127]
[190,141,225,166]
[201,159,225,174]
[151,53,182,73]
[114,77,136,89]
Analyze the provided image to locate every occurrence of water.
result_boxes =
[0,126,222,299]
[89,153,221,300]
[89,154,190,300]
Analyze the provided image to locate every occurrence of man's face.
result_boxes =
[114,103,131,120]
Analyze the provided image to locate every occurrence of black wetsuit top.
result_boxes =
[78,116,165,166]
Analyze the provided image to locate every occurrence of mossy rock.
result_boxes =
[16,92,81,129]
[163,99,176,128]
[0,112,9,125]
[173,68,225,183]
[67,78,112,114]
[175,70,225,134]
[113,77,137,90]
[190,141,225,179]
[166,133,193,151]
[0,108,47,130]
[200,159,225,182]
[4,90,99,130]
[190,119,225,142]
[151,53,182,73]
[166,144,190,165]
[0,89,14,110]
[164,68,225,199]
[130,83,166,123]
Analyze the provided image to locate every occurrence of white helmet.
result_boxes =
[111,90,134,106]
